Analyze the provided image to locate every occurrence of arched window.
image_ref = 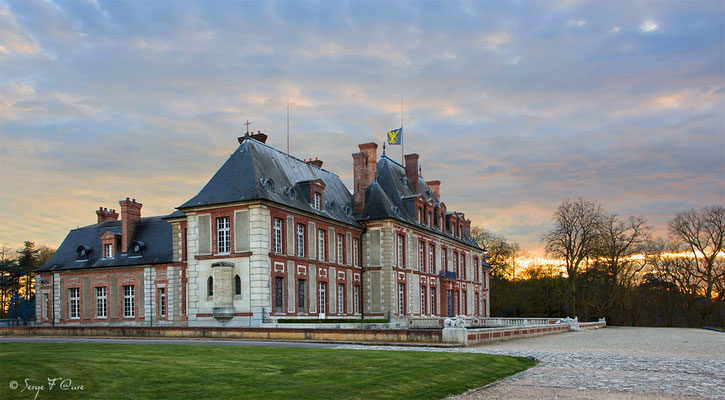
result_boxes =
[207,276,213,297]
[235,275,242,296]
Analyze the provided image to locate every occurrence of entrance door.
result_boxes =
[447,290,453,317]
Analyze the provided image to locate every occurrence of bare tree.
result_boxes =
[542,197,603,317]
[593,215,650,323]
[668,205,725,325]
[472,227,521,279]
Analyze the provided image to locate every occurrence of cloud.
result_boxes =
[640,19,658,32]
[0,0,723,256]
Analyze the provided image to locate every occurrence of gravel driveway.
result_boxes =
[340,327,725,399]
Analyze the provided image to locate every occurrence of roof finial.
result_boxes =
[244,120,251,135]
[419,165,422,176]
[382,142,386,156]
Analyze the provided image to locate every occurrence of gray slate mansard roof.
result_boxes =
[358,155,481,250]
[35,216,173,272]
[178,138,360,227]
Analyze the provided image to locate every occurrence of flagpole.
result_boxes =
[401,97,404,165]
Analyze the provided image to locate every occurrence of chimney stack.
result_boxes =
[404,154,420,193]
[96,207,119,223]
[426,180,441,200]
[238,130,268,144]
[352,142,378,214]
[119,197,142,254]
[306,158,323,168]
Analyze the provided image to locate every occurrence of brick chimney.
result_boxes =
[306,158,323,168]
[352,142,378,214]
[238,130,268,144]
[404,154,420,193]
[426,180,441,199]
[119,197,142,254]
[96,207,119,223]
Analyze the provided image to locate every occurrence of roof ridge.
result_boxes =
[244,138,340,177]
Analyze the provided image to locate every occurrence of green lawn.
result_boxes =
[0,342,534,399]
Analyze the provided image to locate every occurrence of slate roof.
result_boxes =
[358,155,481,249]
[179,137,360,227]
[35,216,173,272]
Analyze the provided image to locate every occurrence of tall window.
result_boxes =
[474,257,479,282]
[337,283,345,314]
[69,288,80,319]
[442,248,447,271]
[104,243,113,258]
[296,224,305,257]
[417,208,422,223]
[336,234,344,264]
[273,218,283,253]
[398,283,406,315]
[430,287,436,315]
[123,285,135,318]
[353,285,360,314]
[397,234,404,268]
[217,217,230,253]
[462,255,466,280]
[95,287,107,318]
[235,274,242,295]
[314,192,321,211]
[42,293,49,320]
[475,293,480,316]
[319,282,326,314]
[419,241,426,272]
[297,279,307,313]
[158,287,166,317]
[318,229,325,261]
[453,252,459,277]
[420,285,427,316]
[427,212,432,226]
[274,277,285,313]
[353,238,359,267]
[429,244,435,274]
[462,290,467,315]
[207,276,213,297]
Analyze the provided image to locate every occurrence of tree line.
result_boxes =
[475,200,724,328]
[0,241,55,318]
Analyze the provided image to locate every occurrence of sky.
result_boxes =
[1,0,724,256]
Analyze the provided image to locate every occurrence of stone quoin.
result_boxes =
[35,130,491,327]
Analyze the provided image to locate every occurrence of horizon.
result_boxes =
[1,0,723,256]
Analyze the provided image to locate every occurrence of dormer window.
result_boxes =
[104,243,113,258]
[76,245,91,260]
[130,241,145,256]
[427,212,432,227]
[314,192,321,211]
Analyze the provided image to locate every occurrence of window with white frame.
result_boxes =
[397,234,404,268]
[419,241,425,272]
[217,217,230,253]
[453,252,459,277]
[158,287,166,317]
[337,283,345,314]
[318,281,326,314]
[442,248,447,271]
[336,234,344,264]
[417,208,422,223]
[42,293,49,320]
[427,212,432,226]
[104,243,113,258]
[398,283,406,315]
[353,238,359,267]
[429,244,435,274]
[123,285,135,318]
[95,286,107,318]
[430,287,436,315]
[318,229,325,261]
[273,218,283,254]
[296,223,305,257]
[462,255,466,280]
[421,285,427,316]
[69,288,80,319]
[314,192,321,211]
[353,285,360,314]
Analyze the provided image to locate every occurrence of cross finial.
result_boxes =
[244,120,252,135]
